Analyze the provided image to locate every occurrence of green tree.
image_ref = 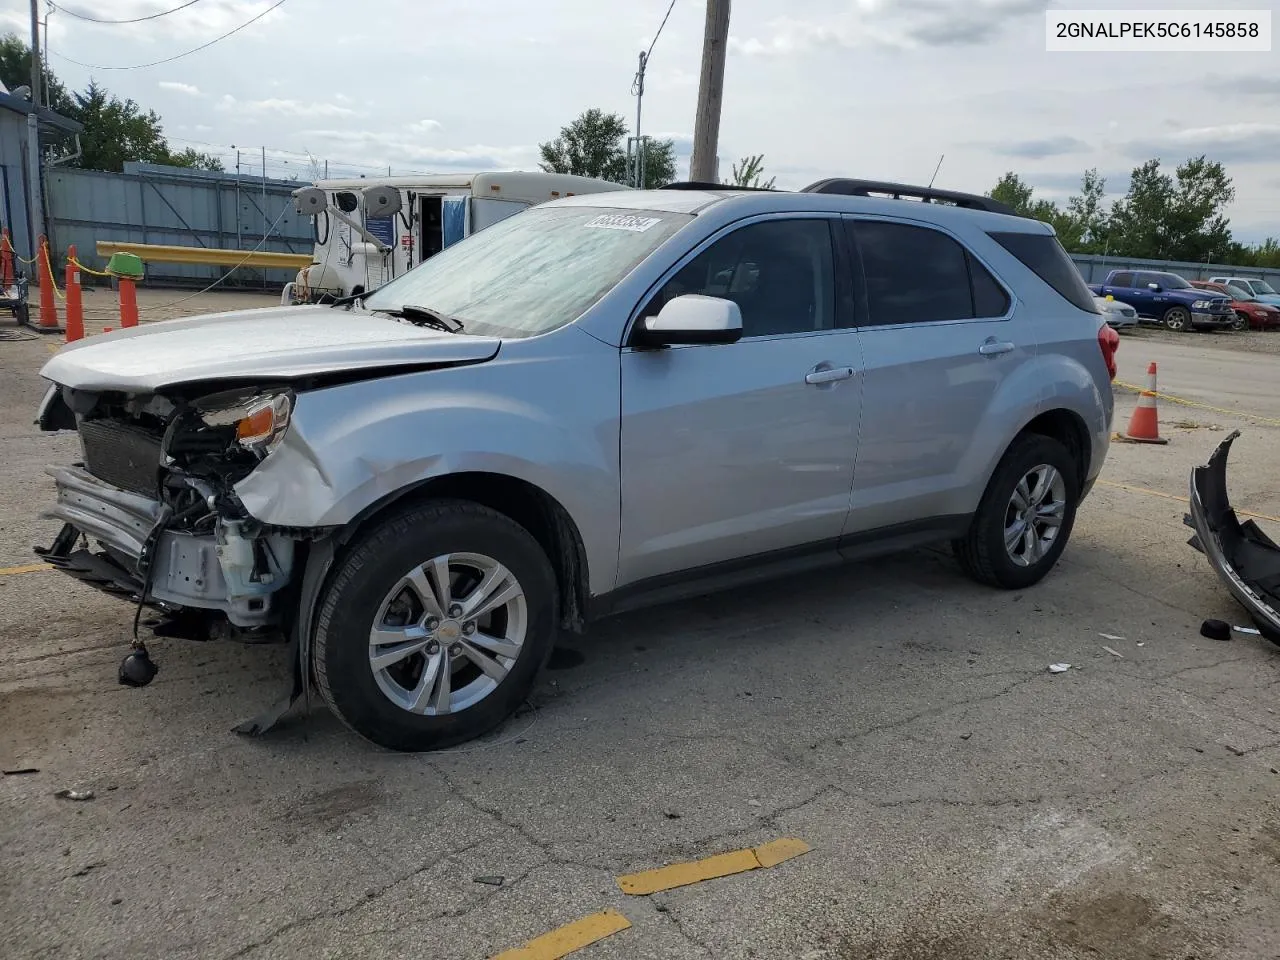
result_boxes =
[729,154,776,189]
[1064,168,1107,252]
[988,172,1036,214]
[988,172,1077,244]
[538,108,675,188]
[1105,156,1234,261]
[165,147,224,172]
[0,31,74,114]
[72,80,176,172]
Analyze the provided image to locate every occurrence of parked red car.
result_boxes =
[1191,280,1280,330]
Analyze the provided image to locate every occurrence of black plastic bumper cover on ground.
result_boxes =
[1187,430,1280,642]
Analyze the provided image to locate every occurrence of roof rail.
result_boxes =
[659,181,778,192]
[799,178,1021,217]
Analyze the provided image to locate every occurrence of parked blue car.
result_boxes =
[1088,270,1235,332]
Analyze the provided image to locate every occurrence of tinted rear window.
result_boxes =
[988,232,1099,314]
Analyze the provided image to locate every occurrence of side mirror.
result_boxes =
[634,294,743,347]
[1147,283,1162,292]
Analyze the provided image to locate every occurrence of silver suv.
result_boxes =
[35,179,1117,751]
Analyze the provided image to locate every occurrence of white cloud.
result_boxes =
[731,0,1051,56]
[1125,123,1280,164]
[410,119,442,133]
[158,81,201,96]
[218,95,355,118]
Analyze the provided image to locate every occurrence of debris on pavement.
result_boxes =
[1102,645,1125,658]
[1202,619,1232,642]
[1186,431,1280,644]
[71,861,105,877]
[1048,663,1072,674]
[1099,633,1126,642]
[472,875,505,886]
[53,789,95,802]
[1225,745,1247,757]
[2,767,39,776]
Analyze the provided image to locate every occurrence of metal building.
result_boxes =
[0,84,82,264]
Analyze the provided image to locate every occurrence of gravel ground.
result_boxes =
[1121,322,1280,357]
[4,293,1280,959]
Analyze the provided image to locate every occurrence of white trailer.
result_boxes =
[285,171,629,303]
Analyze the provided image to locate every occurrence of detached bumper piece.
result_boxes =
[1186,431,1280,642]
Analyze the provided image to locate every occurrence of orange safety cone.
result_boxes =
[1120,361,1169,445]
[64,244,84,342]
[118,276,139,328]
[0,228,13,290]
[37,236,60,330]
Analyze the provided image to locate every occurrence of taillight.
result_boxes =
[1097,322,1119,380]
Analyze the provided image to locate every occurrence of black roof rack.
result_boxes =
[659,181,778,192]
[799,178,1021,217]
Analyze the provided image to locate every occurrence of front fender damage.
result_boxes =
[1186,430,1280,642]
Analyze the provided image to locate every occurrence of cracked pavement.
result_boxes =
[4,310,1280,958]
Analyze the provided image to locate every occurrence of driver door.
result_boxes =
[617,216,863,588]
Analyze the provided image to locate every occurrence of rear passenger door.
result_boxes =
[841,217,1028,535]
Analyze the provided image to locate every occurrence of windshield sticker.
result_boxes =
[584,214,663,233]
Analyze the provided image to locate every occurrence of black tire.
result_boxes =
[1163,306,1191,332]
[314,499,557,752]
[952,434,1080,590]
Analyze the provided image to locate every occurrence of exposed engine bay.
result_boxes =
[36,382,304,640]
[1186,431,1280,644]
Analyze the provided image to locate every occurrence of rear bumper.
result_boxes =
[1187,432,1280,639]
[39,464,294,628]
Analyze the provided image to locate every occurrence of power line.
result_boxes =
[50,0,286,70]
[50,0,204,25]
[645,0,678,60]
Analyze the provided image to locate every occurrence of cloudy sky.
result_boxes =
[3,0,1278,240]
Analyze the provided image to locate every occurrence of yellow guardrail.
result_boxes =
[93,241,312,270]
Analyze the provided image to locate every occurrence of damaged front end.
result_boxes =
[1186,430,1280,643]
[36,382,306,641]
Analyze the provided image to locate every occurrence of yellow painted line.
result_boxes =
[1114,380,1280,428]
[1096,478,1280,524]
[490,909,631,960]
[616,837,811,896]
[0,563,52,577]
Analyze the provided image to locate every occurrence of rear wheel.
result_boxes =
[953,434,1080,589]
[1163,306,1192,332]
[314,500,557,751]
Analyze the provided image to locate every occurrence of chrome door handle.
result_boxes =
[805,366,856,384]
[978,340,1015,356]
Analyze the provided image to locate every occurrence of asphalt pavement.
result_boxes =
[3,306,1280,960]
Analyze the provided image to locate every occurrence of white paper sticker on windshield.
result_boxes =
[584,214,663,233]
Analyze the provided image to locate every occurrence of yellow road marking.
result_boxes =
[490,909,631,960]
[1096,478,1280,524]
[1114,380,1280,428]
[616,837,811,896]
[0,563,51,577]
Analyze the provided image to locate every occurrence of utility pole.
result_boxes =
[26,0,45,249]
[632,50,647,188]
[688,0,731,183]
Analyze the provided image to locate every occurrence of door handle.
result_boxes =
[978,340,1015,356]
[805,366,855,385]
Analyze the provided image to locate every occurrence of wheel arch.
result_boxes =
[1017,407,1093,489]
[333,472,591,634]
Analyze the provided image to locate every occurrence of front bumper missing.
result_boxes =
[1186,431,1280,641]
[39,465,290,628]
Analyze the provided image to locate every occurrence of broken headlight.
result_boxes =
[199,390,294,457]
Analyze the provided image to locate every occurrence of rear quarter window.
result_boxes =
[988,231,1099,314]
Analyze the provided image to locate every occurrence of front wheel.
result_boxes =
[1232,312,1249,332]
[1163,306,1192,332]
[952,434,1080,589]
[313,500,558,751]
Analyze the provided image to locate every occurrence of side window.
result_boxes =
[1133,273,1156,288]
[850,220,993,325]
[1111,272,1134,287]
[643,219,836,337]
[969,253,1012,317]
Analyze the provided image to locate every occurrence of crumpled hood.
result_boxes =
[39,304,501,393]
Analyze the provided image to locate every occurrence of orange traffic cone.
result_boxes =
[1120,361,1168,444]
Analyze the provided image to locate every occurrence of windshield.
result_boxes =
[362,205,690,338]
[1155,273,1192,290]
[1252,280,1277,295]
[1226,284,1255,300]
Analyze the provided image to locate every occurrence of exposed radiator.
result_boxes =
[77,418,163,498]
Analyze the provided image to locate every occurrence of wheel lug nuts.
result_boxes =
[425,617,440,630]
[448,605,462,618]
[450,644,462,656]
[463,621,476,635]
